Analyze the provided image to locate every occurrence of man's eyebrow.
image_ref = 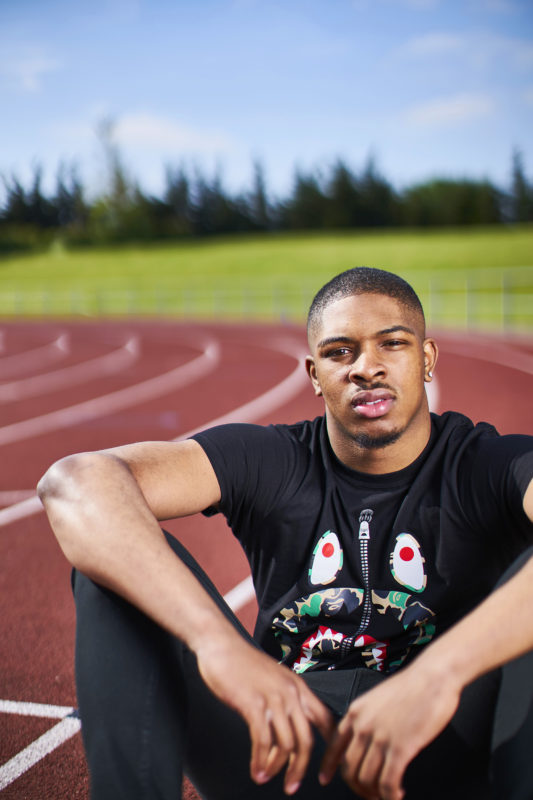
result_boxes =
[378,325,416,336]
[316,326,416,349]
[316,335,353,349]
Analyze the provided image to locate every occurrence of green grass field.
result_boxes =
[1,226,532,330]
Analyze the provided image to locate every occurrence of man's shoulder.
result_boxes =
[430,410,532,453]
[429,410,501,454]
[429,410,533,499]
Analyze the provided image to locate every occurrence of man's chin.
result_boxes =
[352,429,402,450]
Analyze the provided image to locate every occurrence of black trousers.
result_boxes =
[73,534,533,800]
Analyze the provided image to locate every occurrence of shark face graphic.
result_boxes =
[271,525,435,674]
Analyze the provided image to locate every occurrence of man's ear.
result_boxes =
[305,355,323,397]
[423,338,438,382]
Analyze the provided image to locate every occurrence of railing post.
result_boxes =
[466,274,475,330]
[501,271,512,332]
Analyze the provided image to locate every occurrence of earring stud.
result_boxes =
[428,371,433,378]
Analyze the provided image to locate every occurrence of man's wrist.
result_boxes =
[409,637,475,696]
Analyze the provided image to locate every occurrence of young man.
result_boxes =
[39,267,533,800]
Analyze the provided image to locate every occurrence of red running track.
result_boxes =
[0,320,531,799]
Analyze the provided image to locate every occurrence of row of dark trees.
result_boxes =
[1,146,532,252]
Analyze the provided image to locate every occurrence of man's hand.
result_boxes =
[196,637,335,795]
[319,664,461,800]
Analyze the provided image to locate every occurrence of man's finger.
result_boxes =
[249,706,275,784]
[282,707,314,795]
[265,703,297,779]
[341,733,385,797]
[318,722,352,785]
[343,741,385,797]
[374,745,407,800]
[299,685,336,741]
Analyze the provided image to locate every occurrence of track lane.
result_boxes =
[0,337,139,403]
[0,333,69,379]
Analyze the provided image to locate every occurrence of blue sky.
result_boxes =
[1,0,532,201]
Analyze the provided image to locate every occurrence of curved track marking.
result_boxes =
[0,495,43,526]
[223,575,255,612]
[0,337,139,402]
[0,334,69,379]
[0,339,220,447]
[176,335,310,439]
[0,335,310,527]
[426,374,439,413]
[438,335,533,375]
[0,490,35,505]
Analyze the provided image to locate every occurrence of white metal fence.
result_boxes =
[0,266,531,331]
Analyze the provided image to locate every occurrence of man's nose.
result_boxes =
[348,348,385,382]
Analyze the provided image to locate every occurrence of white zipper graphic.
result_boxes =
[355,508,373,635]
[336,507,375,664]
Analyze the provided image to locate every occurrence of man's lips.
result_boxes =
[351,390,395,419]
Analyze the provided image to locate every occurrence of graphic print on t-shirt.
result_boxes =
[390,533,427,592]
[308,530,343,585]
[271,513,436,674]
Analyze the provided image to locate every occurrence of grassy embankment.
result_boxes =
[0,226,532,329]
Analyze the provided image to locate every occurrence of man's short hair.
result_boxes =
[307,266,425,338]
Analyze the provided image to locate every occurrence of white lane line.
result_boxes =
[0,490,35,505]
[426,374,439,413]
[0,495,43,526]
[0,340,220,447]
[223,575,255,612]
[176,335,310,439]
[0,700,75,718]
[0,715,81,790]
[0,334,69,380]
[0,337,139,402]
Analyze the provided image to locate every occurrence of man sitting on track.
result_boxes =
[39,267,533,800]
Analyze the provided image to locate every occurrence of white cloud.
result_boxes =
[404,93,494,127]
[404,32,465,56]
[402,30,533,75]
[0,46,61,92]
[114,113,234,153]
[50,112,236,158]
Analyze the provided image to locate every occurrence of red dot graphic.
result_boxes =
[399,546,414,561]
[322,542,335,558]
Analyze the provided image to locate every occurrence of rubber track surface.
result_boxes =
[0,320,531,799]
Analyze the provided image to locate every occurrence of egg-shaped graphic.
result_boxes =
[309,531,343,586]
[390,533,426,593]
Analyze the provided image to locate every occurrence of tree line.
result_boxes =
[1,144,532,253]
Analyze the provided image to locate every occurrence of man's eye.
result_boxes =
[327,347,351,357]
[384,339,405,347]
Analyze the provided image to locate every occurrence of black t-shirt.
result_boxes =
[192,412,533,675]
